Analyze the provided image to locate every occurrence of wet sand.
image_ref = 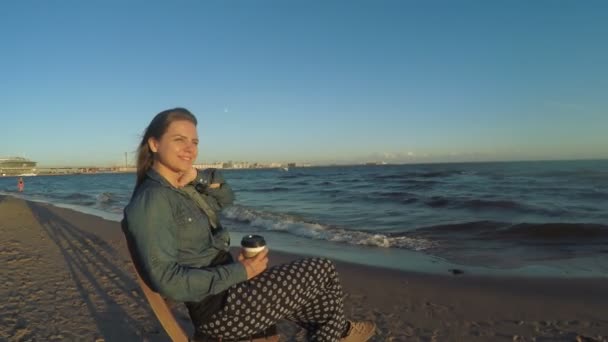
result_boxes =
[1,195,607,341]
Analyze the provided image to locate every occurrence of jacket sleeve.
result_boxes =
[124,188,246,302]
[195,168,235,209]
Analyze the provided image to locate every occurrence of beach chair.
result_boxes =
[124,237,279,342]
[122,199,280,342]
[130,262,190,342]
[129,261,280,342]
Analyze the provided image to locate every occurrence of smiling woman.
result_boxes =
[122,107,376,341]
[134,108,199,189]
[147,116,199,187]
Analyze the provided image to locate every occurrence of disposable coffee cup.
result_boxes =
[241,234,266,258]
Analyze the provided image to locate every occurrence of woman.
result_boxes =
[122,108,375,341]
[17,177,24,192]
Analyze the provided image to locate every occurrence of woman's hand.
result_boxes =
[177,167,198,188]
[178,167,222,189]
[238,248,269,280]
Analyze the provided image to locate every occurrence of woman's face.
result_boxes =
[148,119,199,177]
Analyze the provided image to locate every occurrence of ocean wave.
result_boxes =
[58,193,91,200]
[417,170,463,178]
[1,188,17,193]
[495,223,608,240]
[373,170,462,180]
[366,191,419,205]
[372,174,404,180]
[397,179,439,189]
[372,190,417,198]
[278,173,305,179]
[535,169,608,180]
[223,205,435,250]
[425,196,450,208]
[423,196,565,216]
[245,186,290,193]
[413,220,608,242]
[460,199,528,212]
[0,192,123,222]
[293,181,310,186]
[97,192,119,203]
[320,188,343,194]
[577,190,608,200]
[317,181,334,186]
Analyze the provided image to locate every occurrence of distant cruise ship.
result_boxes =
[0,157,38,176]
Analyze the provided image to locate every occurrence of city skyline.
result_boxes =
[1,1,607,166]
[4,153,607,169]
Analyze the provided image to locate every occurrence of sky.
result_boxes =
[1,0,607,167]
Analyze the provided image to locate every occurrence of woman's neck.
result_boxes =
[152,162,180,188]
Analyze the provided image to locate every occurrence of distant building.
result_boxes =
[0,157,37,176]
[194,161,307,170]
[194,162,225,169]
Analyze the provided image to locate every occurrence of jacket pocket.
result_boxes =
[174,205,211,257]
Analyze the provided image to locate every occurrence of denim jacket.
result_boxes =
[122,168,247,302]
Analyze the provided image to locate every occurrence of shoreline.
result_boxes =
[1,195,607,341]
[3,191,607,279]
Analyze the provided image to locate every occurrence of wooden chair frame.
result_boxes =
[123,230,279,342]
[131,261,190,342]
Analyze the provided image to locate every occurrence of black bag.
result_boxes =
[185,249,234,325]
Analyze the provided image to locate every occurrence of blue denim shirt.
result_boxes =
[123,168,247,302]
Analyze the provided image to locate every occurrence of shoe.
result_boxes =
[340,320,376,342]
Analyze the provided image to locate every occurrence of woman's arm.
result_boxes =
[193,168,235,209]
[124,188,246,302]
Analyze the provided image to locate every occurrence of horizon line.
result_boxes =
[31,157,608,169]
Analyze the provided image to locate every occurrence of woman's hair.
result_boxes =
[134,107,197,190]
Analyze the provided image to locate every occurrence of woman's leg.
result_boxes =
[197,257,349,341]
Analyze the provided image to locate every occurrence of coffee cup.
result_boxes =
[241,234,266,258]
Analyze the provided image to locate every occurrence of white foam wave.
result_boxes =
[223,205,436,250]
[0,191,122,222]
[97,192,113,203]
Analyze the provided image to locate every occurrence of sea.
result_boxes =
[2,160,607,278]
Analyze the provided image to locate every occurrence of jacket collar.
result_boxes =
[146,168,175,188]
[145,168,197,194]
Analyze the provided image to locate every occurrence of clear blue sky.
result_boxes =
[1,0,607,167]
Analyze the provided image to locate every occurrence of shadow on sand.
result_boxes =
[24,200,170,341]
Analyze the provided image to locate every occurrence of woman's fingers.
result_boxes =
[253,247,269,260]
[241,248,270,279]
[177,167,198,187]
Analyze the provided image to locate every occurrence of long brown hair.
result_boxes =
[134,108,197,190]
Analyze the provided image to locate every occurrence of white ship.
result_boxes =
[0,157,38,177]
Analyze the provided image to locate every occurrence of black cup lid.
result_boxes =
[241,234,266,248]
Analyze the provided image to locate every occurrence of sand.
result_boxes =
[1,195,607,341]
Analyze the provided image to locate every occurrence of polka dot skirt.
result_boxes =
[197,258,348,341]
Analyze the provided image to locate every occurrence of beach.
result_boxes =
[1,195,607,341]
